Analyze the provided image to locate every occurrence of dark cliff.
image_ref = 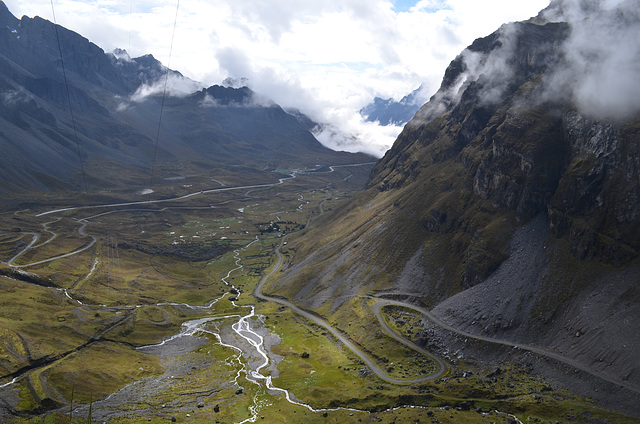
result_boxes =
[367,16,640,275]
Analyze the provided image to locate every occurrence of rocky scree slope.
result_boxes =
[266,3,640,398]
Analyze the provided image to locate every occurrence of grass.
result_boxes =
[0,167,369,418]
[30,341,163,405]
[0,327,29,375]
[2,164,639,424]
[0,277,112,360]
[324,297,440,382]
[264,306,375,405]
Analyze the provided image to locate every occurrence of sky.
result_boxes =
[3,0,550,157]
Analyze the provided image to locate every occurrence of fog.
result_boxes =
[541,0,640,121]
[408,0,640,131]
[114,0,639,158]
[129,74,204,103]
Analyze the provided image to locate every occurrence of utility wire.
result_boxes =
[123,0,133,122]
[149,0,181,187]
[50,0,88,193]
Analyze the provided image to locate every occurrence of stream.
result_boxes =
[132,238,366,423]
[0,165,528,423]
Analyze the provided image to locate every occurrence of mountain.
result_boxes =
[266,0,640,412]
[359,85,425,126]
[0,2,371,195]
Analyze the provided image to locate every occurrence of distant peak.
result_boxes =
[198,84,253,106]
[111,48,132,62]
[135,53,158,63]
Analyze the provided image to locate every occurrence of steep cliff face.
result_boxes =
[267,0,640,394]
[364,6,640,277]
[549,112,640,262]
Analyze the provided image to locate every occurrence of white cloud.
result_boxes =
[4,0,550,157]
[540,0,640,121]
[313,119,405,157]
[129,74,204,103]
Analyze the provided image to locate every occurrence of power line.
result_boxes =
[49,0,88,193]
[123,0,133,123]
[149,0,181,187]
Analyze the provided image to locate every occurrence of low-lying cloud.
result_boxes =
[4,0,551,157]
[313,119,405,157]
[405,22,530,129]
[129,74,204,103]
[409,0,640,130]
[198,91,275,109]
[540,0,640,121]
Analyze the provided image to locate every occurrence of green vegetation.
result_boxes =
[326,297,440,381]
[0,164,637,424]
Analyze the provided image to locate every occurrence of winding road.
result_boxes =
[34,173,300,217]
[7,161,638,397]
[254,241,639,395]
[371,297,640,394]
[6,232,40,266]
[254,238,447,385]
[7,220,97,268]
[6,160,631,424]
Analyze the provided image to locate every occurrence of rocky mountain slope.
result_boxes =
[266,0,640,407]
[0,2,370,194]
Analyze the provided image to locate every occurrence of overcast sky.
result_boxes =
[4,0,550,156]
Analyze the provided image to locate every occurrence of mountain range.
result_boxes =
[359,85,425,126]
[2,0,640,417]
[266,0,640,413]
[0,1,371,195]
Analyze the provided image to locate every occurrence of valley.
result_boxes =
[1,2,639,422]
[0,164,637,424]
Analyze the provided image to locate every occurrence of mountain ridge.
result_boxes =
[266,0,640,413]
[0,1,372,195]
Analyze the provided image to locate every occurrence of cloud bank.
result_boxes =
[4,0,550,157]
[541,0,640,121]
[409,0,640,131]
[129,74,204,103]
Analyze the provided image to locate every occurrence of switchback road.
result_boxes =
[254,241,447,385]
